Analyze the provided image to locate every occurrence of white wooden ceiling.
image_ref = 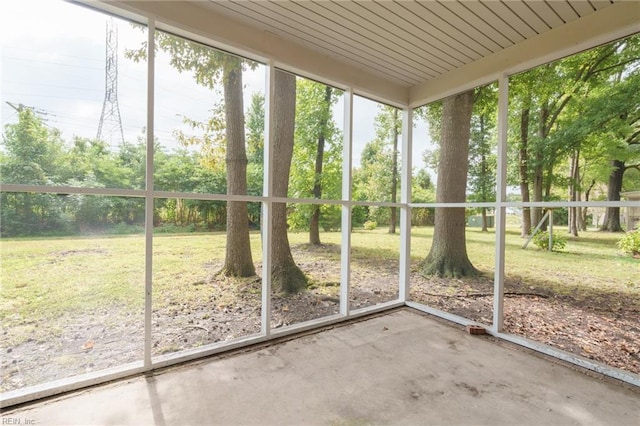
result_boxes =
[202,0,617,88]
[107,0,639,105]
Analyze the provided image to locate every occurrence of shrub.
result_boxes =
[154,224,197,234]
[363,220,377,230]
[617,229,640,257]
[532,230,567,251]
[108,222,144,235]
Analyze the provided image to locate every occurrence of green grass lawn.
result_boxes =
[1,226,638,330]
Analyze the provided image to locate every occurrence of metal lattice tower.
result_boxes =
[96,18,124,146]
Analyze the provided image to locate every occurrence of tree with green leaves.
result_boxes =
[289,80,342,243]
[353,105,401,228]
[508,35,640,235]
[127,32,256,276]
[467,84,498,231]
[0,108,68,236]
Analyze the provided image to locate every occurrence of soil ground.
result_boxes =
[2,244,638,393]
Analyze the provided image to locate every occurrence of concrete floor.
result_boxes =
[2,308,639,425]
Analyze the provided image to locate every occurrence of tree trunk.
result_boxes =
[532,154,544,231]
[309,86,332,245]
[581,179,595,231]
[421,90,479,278]
[272,70,307,293]
[481,207,488,232]
[479,115,488,233]
[222,59,255,277]
[568,149,579,237]
[519,107,532,237]
[601,159,625,232]
[389,108,399,234]
[532,106,549,232]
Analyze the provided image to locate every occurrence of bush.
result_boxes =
[532,230,567,251]
[154,224,197,234]
[617,229,640,257]
[363,220,377,230]
[107,222,144,235]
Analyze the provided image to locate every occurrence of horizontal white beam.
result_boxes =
[2,184,636,209]
[0,362,145,408]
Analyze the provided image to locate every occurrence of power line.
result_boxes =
[5,101,53,123]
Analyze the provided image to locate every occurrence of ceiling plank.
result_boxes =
[418,1,498,54]
[423,1,504,52]
[218,1,427,84]
[548,1,580,22]
[590,0,615,11]
[443,1,513,48]
[525,1,566,27]
[399,1,486,59]
[482,1,538,38]
[330,1,457,73]
[461,1,525,44]
[567,0,596,16]
[288,2,445,76]
[297,1,447,78]
[505,1,550,34]
[365,1,471,65]
[390,0,481,62]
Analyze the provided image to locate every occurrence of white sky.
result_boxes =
[1,0,432,173]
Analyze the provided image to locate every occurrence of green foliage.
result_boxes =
[154,224,198,234]
[532,231,567,252]
[107,222,144,235]
[617,229,640,256]
[246,93,265,166]
[467,84,498,204]
[506,33,640,219]
[287,204,340,231]
[353,105,401,210]
[287,79,343,231]
[363,220,377,230]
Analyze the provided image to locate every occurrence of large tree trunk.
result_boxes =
[519,107,532,237]
[222,59,255,277]
[421,90,479,278]
[389,108,399,234]
[601,159,625,232]
[309,86,332,245]
[272,70,307,293]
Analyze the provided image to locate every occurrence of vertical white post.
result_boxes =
[399,107,412,303]
[144,18,155,369]
[261,63,275,336]
[340,89,353,316]
[548,210,554,252]
[493,74,509,333]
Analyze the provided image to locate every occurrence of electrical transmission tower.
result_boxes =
[96,18,124,146]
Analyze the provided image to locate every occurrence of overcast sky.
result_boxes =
[1,0,431,172]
